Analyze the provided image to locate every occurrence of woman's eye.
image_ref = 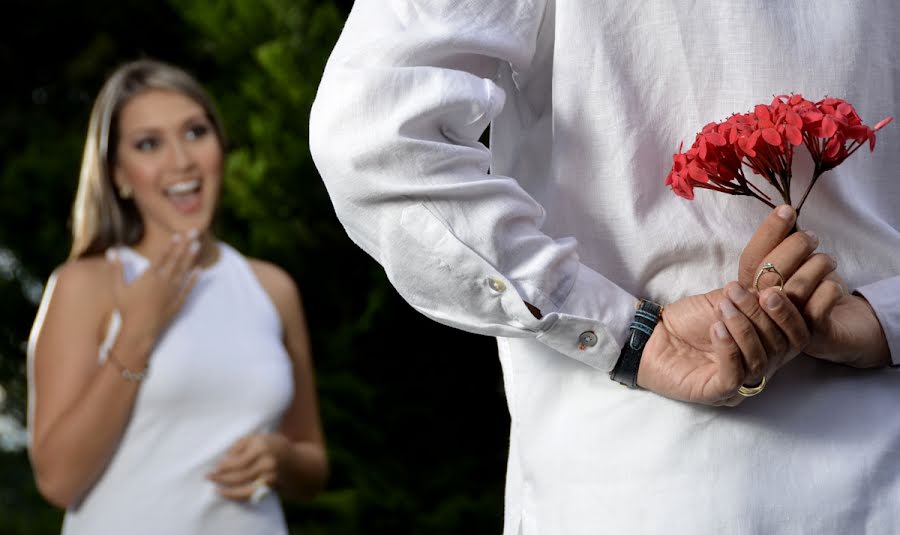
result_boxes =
[135,138,159,152]
[185,124,209,141]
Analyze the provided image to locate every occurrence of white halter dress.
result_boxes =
[62,243,294,535]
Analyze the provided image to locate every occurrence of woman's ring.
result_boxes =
[738,375,767,397]
[250,477,271,504]
[754,262,784,292]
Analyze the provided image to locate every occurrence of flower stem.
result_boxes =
[795,165,825,215]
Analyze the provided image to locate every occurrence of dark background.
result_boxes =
[0,1,509,533]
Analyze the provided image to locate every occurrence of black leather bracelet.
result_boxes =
[610,299,664,388]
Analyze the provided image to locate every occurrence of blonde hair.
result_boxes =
[69,59,226,259]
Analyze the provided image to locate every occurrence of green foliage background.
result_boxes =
[0,1,508,533]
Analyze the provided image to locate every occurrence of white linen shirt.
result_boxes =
[311,1,900,533]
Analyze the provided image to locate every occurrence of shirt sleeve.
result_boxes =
[855,276,900,366]
[309,0,636,370]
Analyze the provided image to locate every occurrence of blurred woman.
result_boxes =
[27,59,327,534]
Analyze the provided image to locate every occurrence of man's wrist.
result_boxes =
[860,297,892,367]
[610,299,663,388]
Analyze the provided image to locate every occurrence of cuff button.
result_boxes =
[578,331,598,350]
[486,277,507,293]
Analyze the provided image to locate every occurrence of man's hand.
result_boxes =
[637,285,811,405]
[745,209,891,368]
[636,206,830,405]
[789,276,891,368]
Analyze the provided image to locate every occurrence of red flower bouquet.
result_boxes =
[665,94,892,217]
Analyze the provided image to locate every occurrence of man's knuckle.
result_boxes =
[796,329,811,349]
[769,335,788,358]
[734,323,756,341]
[748,357,767,377]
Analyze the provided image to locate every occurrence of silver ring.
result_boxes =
[250,477,271,504]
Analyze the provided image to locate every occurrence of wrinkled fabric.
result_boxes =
[311,1,900,533]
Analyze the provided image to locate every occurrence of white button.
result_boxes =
[487,277,507,293]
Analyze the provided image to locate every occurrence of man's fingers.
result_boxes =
[783,253,837,306]
[752,230,819,293]
[757,289,811,365]
[824,272,849,294]
[804,279,844,327]
[723,281,788,359]
[717,296,768,387]
[739,205,796,286]
[708,321,745,404]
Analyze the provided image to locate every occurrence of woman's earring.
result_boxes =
[118,183,133,199]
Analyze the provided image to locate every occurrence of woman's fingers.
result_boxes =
[170,269,201,313]
[209,456,275,487]
[216,472,275,501]
[172,230,201,280]
[209,435,278,502]
[155,233,186,278]
[157,229,199,279]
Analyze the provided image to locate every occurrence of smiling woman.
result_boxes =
[26,60,328,534]
[115,90,220,226]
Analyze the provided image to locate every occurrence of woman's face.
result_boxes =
[113,89,223,241]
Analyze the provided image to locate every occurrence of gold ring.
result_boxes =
[754,262,784,293]
[738,375,767,397]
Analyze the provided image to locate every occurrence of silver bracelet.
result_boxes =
[107,349,148,382]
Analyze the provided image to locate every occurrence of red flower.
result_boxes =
[665,94,893,216]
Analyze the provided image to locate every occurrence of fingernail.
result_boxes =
[189,241,201,255]
[105,249,118,262]
[766,292,782,310]
[172,233,183,243]
[719,299,739,318]
[727,285,749,303]
[827,255,837,269]
[714,321,729,339]
[804,230,818,246]
[777,205,793,221]
[186,228,199,239]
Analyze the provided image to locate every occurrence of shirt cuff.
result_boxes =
[530,263,636,371]
[855,276,900,366]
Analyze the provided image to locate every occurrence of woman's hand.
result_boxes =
[110,231,200,350]
[207,433,289,502]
